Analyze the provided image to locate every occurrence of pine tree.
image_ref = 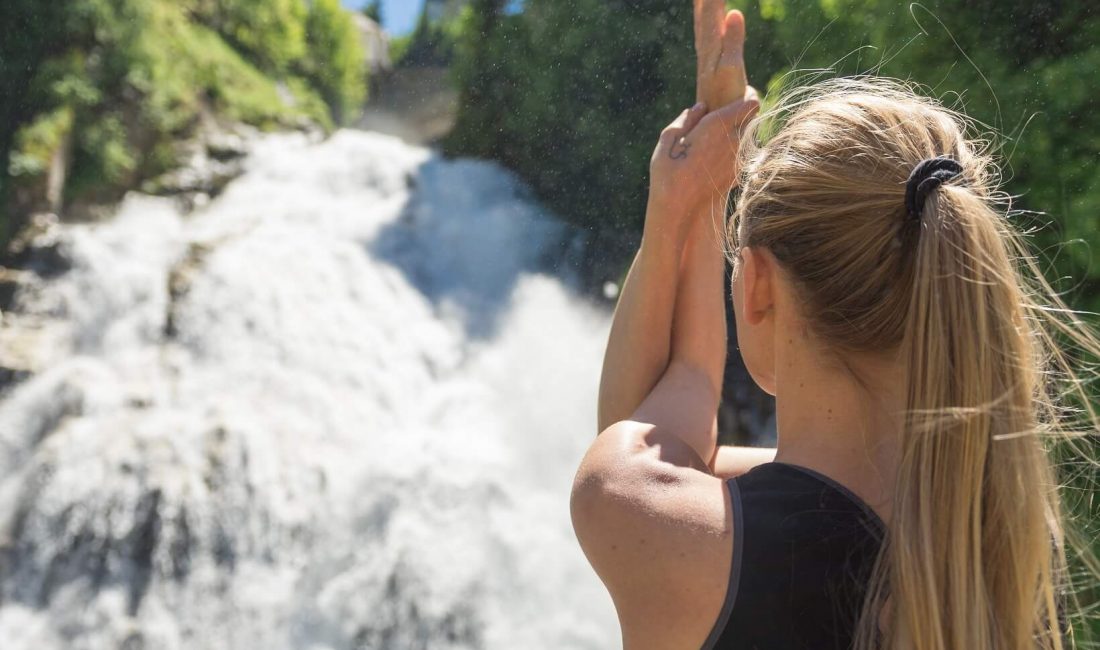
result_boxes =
[444,0,507,158]
[362,0,382,24]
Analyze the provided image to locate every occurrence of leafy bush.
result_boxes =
[186,0,308,73]
[301,0,366,125]
[1,0,367,242]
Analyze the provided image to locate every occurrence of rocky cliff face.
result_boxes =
[352,13,392,74]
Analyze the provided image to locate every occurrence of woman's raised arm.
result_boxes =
[573,10,762,646]
[597,4,755,464]
[595,104,706,434]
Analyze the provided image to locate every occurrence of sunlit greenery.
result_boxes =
[302,0,367,125]
[0,0,366,242]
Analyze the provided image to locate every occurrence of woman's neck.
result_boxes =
[771,323,905,524]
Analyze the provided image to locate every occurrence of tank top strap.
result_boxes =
[702,462,885,650]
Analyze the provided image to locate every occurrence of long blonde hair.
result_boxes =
[725,76,1099,649]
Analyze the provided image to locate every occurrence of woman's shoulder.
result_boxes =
[570,420,739,649]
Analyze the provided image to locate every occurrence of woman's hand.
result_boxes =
[646,92,760,240]
[695,1,749,110]
[645,3,757,241]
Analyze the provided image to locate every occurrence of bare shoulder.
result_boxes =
[570,420,735,648]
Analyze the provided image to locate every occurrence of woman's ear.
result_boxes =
[741,246,774,326]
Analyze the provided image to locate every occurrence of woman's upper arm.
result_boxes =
[570,420,735,646]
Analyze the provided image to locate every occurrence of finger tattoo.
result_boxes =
[669,138,691,160]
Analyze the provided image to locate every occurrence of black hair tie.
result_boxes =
[904,155,963,220]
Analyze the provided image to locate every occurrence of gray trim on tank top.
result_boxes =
[700,477,744,650]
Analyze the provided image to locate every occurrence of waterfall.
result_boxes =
[0,130,619,649]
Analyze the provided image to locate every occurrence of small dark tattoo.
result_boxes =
[669,140,691,160]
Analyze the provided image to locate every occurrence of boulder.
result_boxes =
[351,13,392,75]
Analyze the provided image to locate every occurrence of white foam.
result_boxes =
[0,130,618,649]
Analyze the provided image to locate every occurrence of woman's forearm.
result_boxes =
[595,204,728,468]
[670,210,727,419]
[628,211,728,465]
[597,96,756,445]
[596,205,687,433]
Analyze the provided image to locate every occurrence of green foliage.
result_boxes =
[395,4,459,67]
[8,107,74,179]
[1,0,368,243]
[302,0,367,125]
[187,0,308,73]
[390,33,414,63]
[0,0,69,240]
[178,21,320,129]
[446,0,695,241]
[363,0,383,24]
[446,0,1100,313]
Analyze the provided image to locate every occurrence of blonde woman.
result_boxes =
[571,3,1096,649]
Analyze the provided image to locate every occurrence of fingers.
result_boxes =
[719,10,748,98]
[694,0,725,60]
[666,104,696,131]
[694,0,725,103]
[682,101,708,133]
[700,9,749,110]
[661,103,709,147]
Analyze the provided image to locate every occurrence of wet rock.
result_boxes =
[2,213,73,279]
[205,132,249,162]
[164,241,214,340]
[142,157,242,201]
[0,267,32,311]
[142,124,258,207]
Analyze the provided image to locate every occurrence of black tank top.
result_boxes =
[702,462,886,650]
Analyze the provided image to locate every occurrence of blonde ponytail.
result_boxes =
[726,76,1097,649]
[886,184,1064,649]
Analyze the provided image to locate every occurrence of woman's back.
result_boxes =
[573,5,1097,649]
[704,463,884,649]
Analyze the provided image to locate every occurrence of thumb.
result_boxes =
[682,101,709,133]
[664,108,692,136]
[666,102,708,132]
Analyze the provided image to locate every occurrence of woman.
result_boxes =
[570,4,1097,649]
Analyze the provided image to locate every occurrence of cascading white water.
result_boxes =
[0,130,620,649]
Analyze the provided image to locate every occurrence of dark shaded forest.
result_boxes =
[443,0,1100,313]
